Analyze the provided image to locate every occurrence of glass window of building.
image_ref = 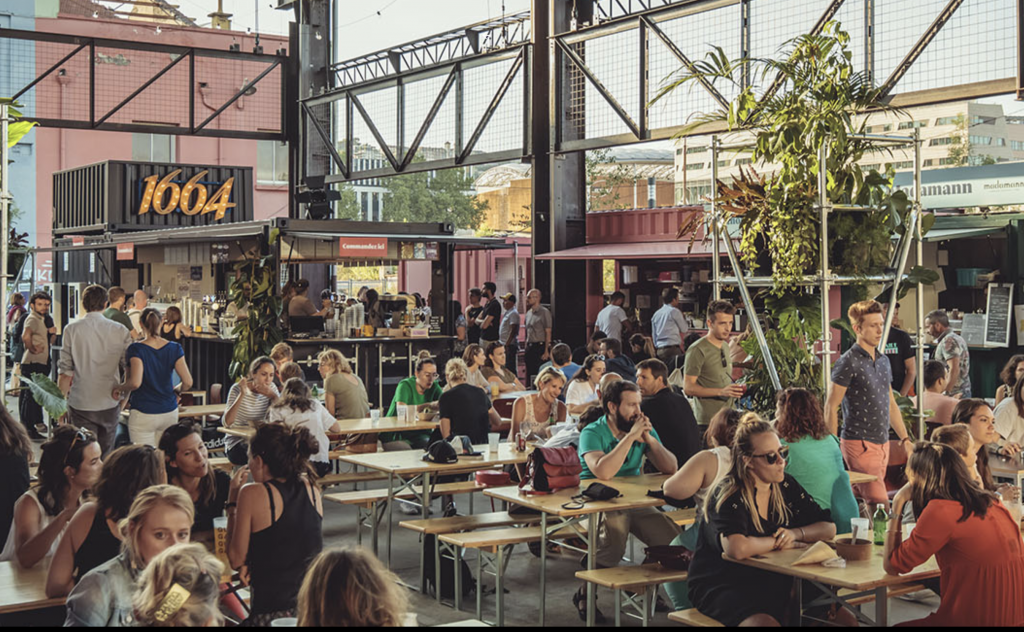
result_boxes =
[132,134,175,162]
[257,140,289,184]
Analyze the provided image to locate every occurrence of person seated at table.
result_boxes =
[575,372,623,432]
[661,408,743,610]
[0,403,32,555]
[599,337,636,383]
[269,378,342,478]
[64,484,193,627]
[319,349,370,421]
[460,344,492,394]
[1,426,102,567]
[158,421,237,536]
[637,358,701,467]
[774,387,859,535]
[995,354,1024,406]
[954,398,1023,501]
[382,356,443,452]
[223,357,280,466]
[916,360,960,429]
[993,374,1024,448]
[297,547,409,627]
[565,354,606,418]
[571,330,606,366]
[133,543,224,627]
[278,361,305,385]
[270,342,294,381]
[46,445,167,598]
[687,416,841,627]
[229,423,323,626]
[628,333,654,364]
[159,305,192,343]
[510,366,568,442]
[538,343,580,395]
[894,423,981,527]
[883,442,1024,626]
[439,359,499,445]
[115,307,194,448]
[574,380,680,622]
[480,341,525,394]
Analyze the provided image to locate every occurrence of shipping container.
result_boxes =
[53,161,255,235]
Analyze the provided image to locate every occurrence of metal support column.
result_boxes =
[818,144,832,396]
[0,104,9,393]
[711,135,721,301]
[914,129,926,438]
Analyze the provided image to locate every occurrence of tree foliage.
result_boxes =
[382,166,487,229]
[586,149,635,212]
[335,184,361,220]
[229,230,283,381]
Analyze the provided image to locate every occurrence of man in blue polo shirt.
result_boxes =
[574,381,679,620]
[825,300,914,506]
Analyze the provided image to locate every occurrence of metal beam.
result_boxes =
[0,28,279,62]
[94,50,191,127]
[556,37,641,138]
[400,65,459,171]
[11,42,87,101]
[459,49,525,163]
[878,0,965,98]
[194,58,282,132]
[301,101,347,179]
[641,14,729,110]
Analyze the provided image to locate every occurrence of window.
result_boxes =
[861,163,880,171]
[360,192,369,220]
[1011,140,1024,151]
[735,158,752,166]
[892,161,914,169]
[686,146,708,155]
[257,140,289,184]
[995,138,1007,147]
[971,116,996,126]
[717,160,728,167]
[923,159,934,167]
[898,121,928,130]
[132,134,174,162]
[686,162,705,171]
[929,137,954,146]
[969,135,993,146]
[935,116,960,126]
[866,124,893,133]
[372,192,381,221]
[939,157,957,166]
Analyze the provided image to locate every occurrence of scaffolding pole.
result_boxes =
[711,136,721,301]
[914,129,926,439]
[0,104,9,395]
[818,144,832,396]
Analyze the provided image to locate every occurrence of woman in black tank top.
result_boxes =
[228,423,323,625]
[160,306,187,342]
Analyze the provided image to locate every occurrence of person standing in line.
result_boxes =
[127,290,148,337]
[637,358,701,467]
[288,279,330,318]
[20,292,53,440]
[594,291,629,342]
[498,293,520,376]
[58,285,134,456]
[102,287,139,341]
[7,292,26,326]
[881,302,916,397]
[926,309,971,399]
[683,301,744,428]
[651,288,690,368]
[466,288,484,345]
[523,288,553,385]
[476,282,502,347]
[825,299,914,506]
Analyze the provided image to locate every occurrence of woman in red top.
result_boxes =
[884,441,1024,627]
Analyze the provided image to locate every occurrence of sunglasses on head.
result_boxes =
[64,427,95,466]
[750,446,789,465]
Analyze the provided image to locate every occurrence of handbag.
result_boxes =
[518,446,582,493]
[475,470,511,487]
[643,545,694,571]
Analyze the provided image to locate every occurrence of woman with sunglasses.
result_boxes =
[884,442,1024,626]
[46,444,166,598]
[1,426,102,568]
[687,416,844,627]
[565,354,606,417]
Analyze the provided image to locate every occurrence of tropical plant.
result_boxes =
[2,98,38,150]
[21,373,67,421]
[228,230,283,381]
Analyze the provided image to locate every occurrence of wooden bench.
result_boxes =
[317,471,389,489]
[400,511,543,535]
[839,583,927,607]
[664,508,697,526]
[577,563,689,627]
[668,609,724,627]
[440,524,584,627]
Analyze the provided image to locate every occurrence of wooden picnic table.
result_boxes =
[121,403,226,421]
[216,416,439,440]
[0,560,64,615]
[484,474,670,626]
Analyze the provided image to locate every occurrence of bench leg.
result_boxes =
[429,535,437,599]
[372,501,382,555]
[875,586,887,627]
[469,491,474,515]
[356,505,364,547]
[476,548,483,622]
[614,588,621,627]
[452,544,460,610]
[642,587,651,627]
[386,472,396,567]
[496,545,505,627]
[539,513,547,626]
[587,514,598,627]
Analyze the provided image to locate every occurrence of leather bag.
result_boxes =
[518,446,582,493]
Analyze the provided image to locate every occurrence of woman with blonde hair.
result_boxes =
[133,543,224,627]
[687,416,842,627]
[64,485,194,627]
[438,359,499,444]
[509,366,568,442]
[297,547,408,627]
[318,348,370,421]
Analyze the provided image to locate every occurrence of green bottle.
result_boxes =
[872,503,888,545]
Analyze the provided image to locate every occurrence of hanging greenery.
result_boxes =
[228,229,283,381]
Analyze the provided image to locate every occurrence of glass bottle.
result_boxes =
[872,503,889,545]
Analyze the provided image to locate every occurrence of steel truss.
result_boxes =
[0,29,287,140]
[708,130,926,437]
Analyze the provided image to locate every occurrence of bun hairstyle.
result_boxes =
[249,422,318,481]
[36,426,98,517]
[273,377,316,413]
[141,307,163,338]
[704,407,742,449]
[133,543,224,628]
[711,413,790,532]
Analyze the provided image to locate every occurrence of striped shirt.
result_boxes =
[223,382,280,451]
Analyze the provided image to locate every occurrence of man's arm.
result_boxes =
[22,325,38,355]
[888,389,912,445]
[899,358,916,397]
[945,357,961,395]
[583,439,636,481]
[824,382,847,436]
[682,374,742,399]
[644,430,678,474]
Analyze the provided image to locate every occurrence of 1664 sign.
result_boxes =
[137,169,235,220]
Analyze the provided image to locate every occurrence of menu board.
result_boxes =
[961,314,988,347]
[985,283,1014,348]
[399,241,439,261]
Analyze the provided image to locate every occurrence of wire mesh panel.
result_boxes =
[355,84,399,160]
[94,48,190,128]
[304,100,334,180]
[461,56,521,154]
[583,28,641,132]
[11,39,93,121]
[470,60,525,155]
[401,72,457,164]
[873,0,948,87]
[0,36,39,117]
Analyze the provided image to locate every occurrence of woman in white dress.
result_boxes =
[564,354,606,417]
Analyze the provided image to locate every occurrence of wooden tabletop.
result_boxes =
[122,403,226,420]
[337,442,528,475]
[0,561,65,614]
[847,471,878,485]
[217,416,438,440]
[484,474,669,518]
[724,542,939,592]
[495,389,537,401]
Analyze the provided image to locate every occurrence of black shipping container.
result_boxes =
[53,236,116,286]
[53,161,255,235]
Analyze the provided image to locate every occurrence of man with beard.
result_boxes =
[573,380,680,621]
[20,292,55,439]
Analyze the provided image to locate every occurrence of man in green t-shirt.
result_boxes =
[574,381,679,619]
[683,300,744,426]
[101,286,138,339]
[383,356,442,450]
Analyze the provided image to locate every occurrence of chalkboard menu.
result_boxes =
[985,283,1014,347]
[961,314,988,347]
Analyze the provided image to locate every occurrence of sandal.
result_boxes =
[572,586,605,623]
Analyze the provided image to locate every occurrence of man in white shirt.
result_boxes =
[58,284,134,455]
[651,288,689,368]
[128,289,148,336]
[595,291,629,342]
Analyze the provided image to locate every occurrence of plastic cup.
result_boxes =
[490,382,500,398]
[396,404,408,423]
[270,618,297,627]
[850,517,870,544]
[370,409,381,425]
[488,432,500,454]
[213,516,228,564]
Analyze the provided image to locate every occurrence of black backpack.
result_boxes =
[422,533,475,601]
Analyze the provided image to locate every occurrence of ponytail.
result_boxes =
[141,307,163,338]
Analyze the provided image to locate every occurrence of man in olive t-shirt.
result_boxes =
[683,301,744,425]
[102,286,136,337]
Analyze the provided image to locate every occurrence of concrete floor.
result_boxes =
[17,398,942,628]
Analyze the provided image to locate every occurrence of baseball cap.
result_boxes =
[500,293,516,303]
[448,435,481,457]
[422,440,458,464]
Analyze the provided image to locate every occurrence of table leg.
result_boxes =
[386,472,395,567]
[452,544,461,610]
[587,513,597,627]
[796,579,803,627]
[476,549,483,621]
[643,587,652,627]
[418,471,431,595]
[539,512,547,626]
[875,586,887,627]
[435,538,442,603]
[496,545,505,627]
[614,588,621,627]
[421,471,431,519]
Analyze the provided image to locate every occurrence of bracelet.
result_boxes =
[798,527,805,540]
[225,502,237,510]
